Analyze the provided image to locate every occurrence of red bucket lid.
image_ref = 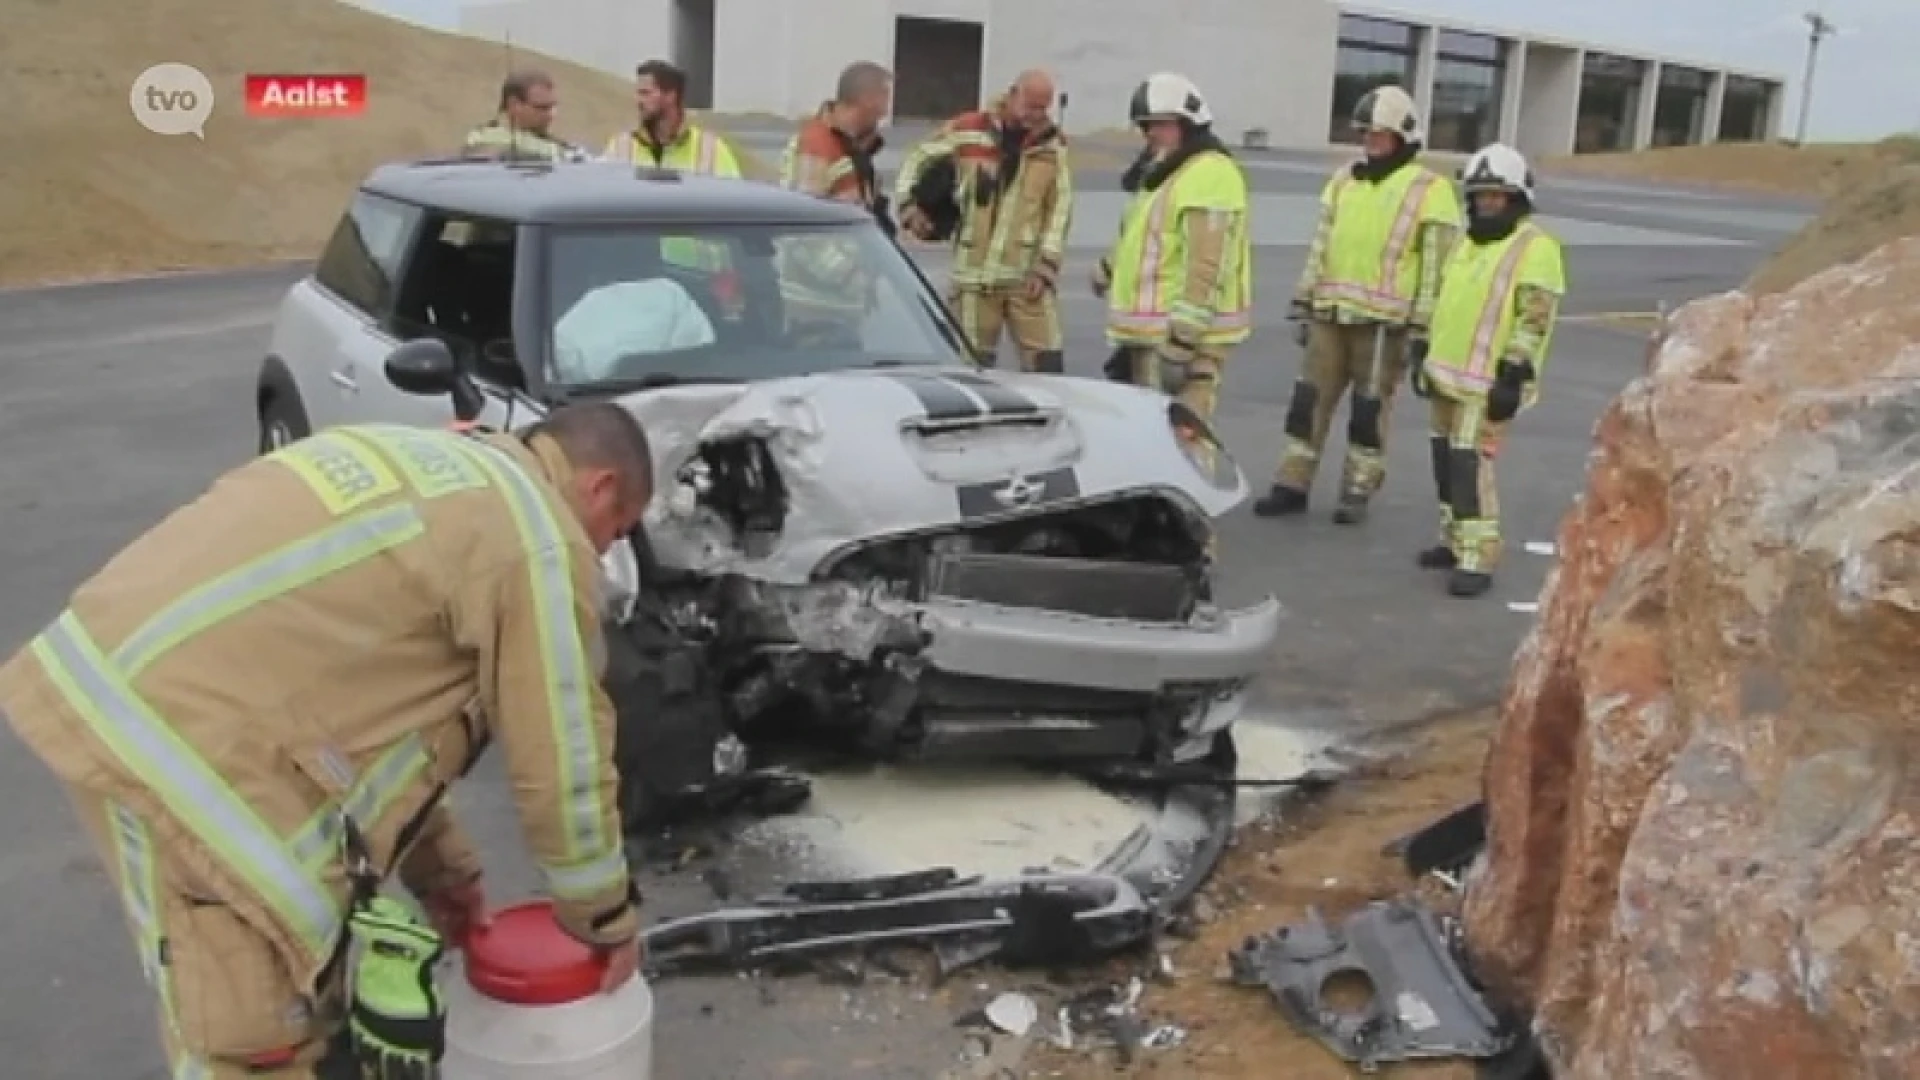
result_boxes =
[463,900,608,1005]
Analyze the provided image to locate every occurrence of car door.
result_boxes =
[300,191,426,432]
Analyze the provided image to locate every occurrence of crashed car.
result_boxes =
[256,158,1281,802]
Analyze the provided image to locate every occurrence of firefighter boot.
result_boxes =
[1252,485,1309,517]
[1416,545,1457,570]
[1448,569,1493,597]
[1331,491,1369,525]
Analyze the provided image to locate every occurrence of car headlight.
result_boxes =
[600,539,641,623]
[1169,402,1240,491]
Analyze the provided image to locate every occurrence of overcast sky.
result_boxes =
[362,0,1906,141]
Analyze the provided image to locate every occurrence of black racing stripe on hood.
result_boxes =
[882,370,981,420]
[937,369,1039,415]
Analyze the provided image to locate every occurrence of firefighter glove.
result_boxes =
[1486,357,1534,423]
[1408,336,1432,399]
[1102,347,1133,383]
[1091,257,1112,298]
[347,896,447,1080]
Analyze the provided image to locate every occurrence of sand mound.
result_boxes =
[1544,136,1920,199]
[0,0,771,287]
[1745,163,1920,295]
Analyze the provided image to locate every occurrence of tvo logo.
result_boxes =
[131,63,215,138]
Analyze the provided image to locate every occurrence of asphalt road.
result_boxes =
[0,155,1809,1077]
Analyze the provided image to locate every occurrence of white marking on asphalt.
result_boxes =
[1525,541,1556,556]
[1507,601,1540,613]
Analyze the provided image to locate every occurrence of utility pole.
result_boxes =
[1795,10,1836,144]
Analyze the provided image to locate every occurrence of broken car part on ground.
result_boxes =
[1229,898,1515,1072]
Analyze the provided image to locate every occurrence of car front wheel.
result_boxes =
[258,392,312,455]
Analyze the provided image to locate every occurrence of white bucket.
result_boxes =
[441,901,654,1079]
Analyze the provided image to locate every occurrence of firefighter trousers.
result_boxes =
[1273,321,1410,498]
[1428,392,1508,573]
[1123,344,1233,421]
[66,786,347,1079]
[950,284,1064,372]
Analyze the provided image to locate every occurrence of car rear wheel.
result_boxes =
[258,393,312,455]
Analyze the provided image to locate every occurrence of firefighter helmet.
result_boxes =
[1461,143,1534,203]
[1351,84,1423,145]
[1129,73,1213,129]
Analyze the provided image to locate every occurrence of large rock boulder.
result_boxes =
[1461,236,1920,1079]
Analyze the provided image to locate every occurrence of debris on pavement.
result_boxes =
[984,991,1038,1036]
[640,868,1154,978]
[1228,898,1513,1070]
[1382,800,1487,883]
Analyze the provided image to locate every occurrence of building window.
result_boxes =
[1652,65,1713,147]
[1338,14,1415,49]
[1332,17,1418,143]
[1720,75,1776,142]
[1429,31,1505,152]
[1576,52,1646,153]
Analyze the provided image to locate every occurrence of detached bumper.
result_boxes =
[917,595,1282,692]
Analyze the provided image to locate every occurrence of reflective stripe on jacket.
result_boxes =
[600,122,741,177]
[1306,163,1461,324]
[893,103,1073,290]
[1104,149,1253,348]
[463,121,588,162]
[0,425,630,987]
[1425,223,1567,401]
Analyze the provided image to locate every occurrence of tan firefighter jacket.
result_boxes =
[0,424,634,993]
[894,99,1073,291]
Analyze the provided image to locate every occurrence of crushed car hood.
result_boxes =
[617,367,1250,583]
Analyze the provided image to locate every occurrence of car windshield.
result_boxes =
[543,220,971,389]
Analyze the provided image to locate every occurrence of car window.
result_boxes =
[391,213,521,386]
[313,192,421,316]
[543,221,970,390]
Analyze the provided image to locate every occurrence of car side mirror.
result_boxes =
[385,338,485,422]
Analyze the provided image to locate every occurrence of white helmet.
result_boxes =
[1129,72,1212,128]
[1351,84,1423,146]
[1460,143,1535,203]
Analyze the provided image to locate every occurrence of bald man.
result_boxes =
[895,70,1074,372]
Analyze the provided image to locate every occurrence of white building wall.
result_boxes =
[460,0,668,82]
[983,0,1337,143]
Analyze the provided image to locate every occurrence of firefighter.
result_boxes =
[1094,73,1251,421]
[600,58,742,176]
[0,405,650,1077]
[1408,143,1566,598]
[463,68,592,162]
[1253,84,1461,524]
[781,60,894,222]
[895,69,1073,373]
[777,61,894,346]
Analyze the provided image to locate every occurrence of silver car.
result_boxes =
[257,159,1280,792]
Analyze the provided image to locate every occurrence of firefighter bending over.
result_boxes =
[895,69,1074,372]
[1094,73,1251,420]
[1409,143,1565,598]
[778,61,895,346]
[463,68,592,162]
[0,405,650,1077]
[1254,85,1460,524]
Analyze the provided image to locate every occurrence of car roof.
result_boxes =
[359,159,872,226]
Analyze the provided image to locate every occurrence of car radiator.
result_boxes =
[925,552,1198,622]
